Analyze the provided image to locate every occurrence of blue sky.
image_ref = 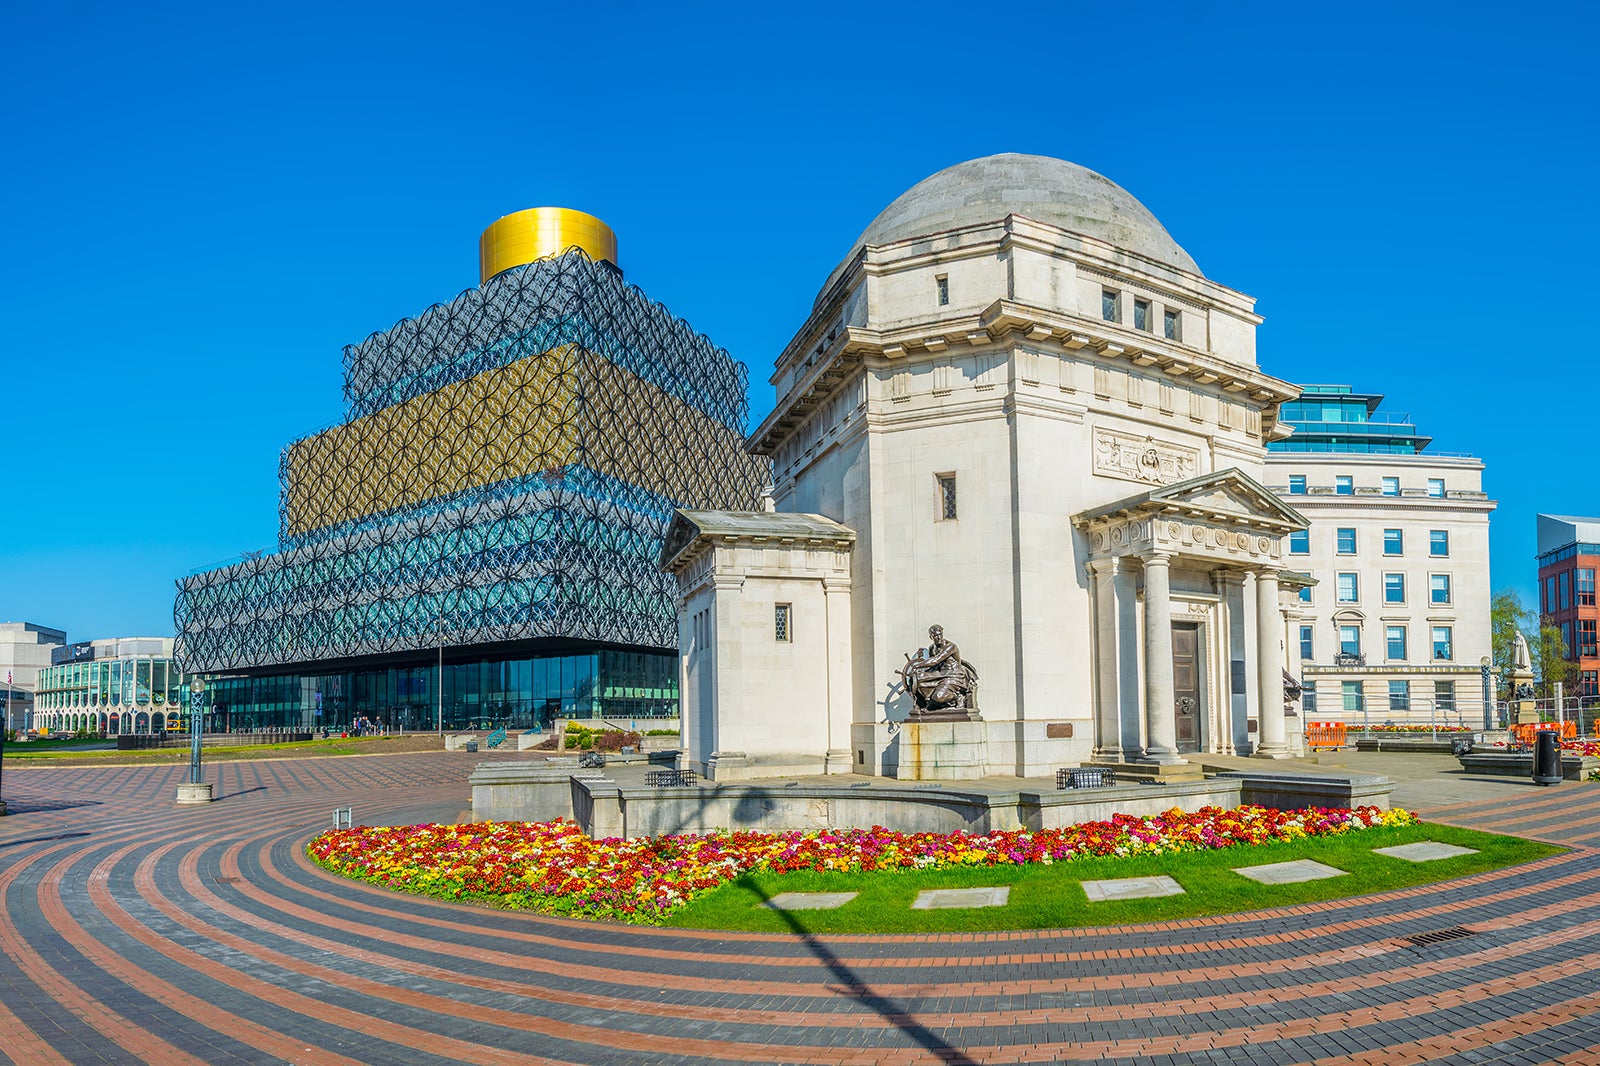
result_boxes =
[2,1,1595,640]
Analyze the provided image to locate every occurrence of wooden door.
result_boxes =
[1172,623,1202,753]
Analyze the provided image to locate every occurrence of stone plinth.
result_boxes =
[469,762,579,823]
[894,720,989,780]
[175,782,213,805]
[1090,759,1206,784]
[1458,751,1599,782]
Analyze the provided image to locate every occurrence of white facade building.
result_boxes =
[1264,387,1496,726]
[1,621,65,732]
[666,154,1311,779]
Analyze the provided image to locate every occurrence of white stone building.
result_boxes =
[665,154,1312,780]
[1263,387,1496,726]
[1,621,65,732]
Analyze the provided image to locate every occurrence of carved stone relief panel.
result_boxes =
[1093,427,1199,486]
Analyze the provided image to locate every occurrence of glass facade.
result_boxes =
[198,648,676,733]
[35,652,190,734]
[1269,385,1433,455]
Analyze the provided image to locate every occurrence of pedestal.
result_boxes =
[175,782,214,805]
[895,721,989,781]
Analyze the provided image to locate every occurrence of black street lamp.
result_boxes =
[176,676,213,804]
[1481,656,1494,731]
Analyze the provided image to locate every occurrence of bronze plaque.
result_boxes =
[1046,723,1073,739]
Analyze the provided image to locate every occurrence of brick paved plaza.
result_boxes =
[3,752,1600,1064]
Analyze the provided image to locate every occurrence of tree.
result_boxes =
[1536,618,1580,698]
[1491,588,1582,699]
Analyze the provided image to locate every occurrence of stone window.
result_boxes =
[1335,475,1353,496]
[1384,528,1404,555]
[1134,298,1151,332]
[1382,476,1400,496]
[1102,289,1120,323]
[936,473,958,521]
[1342,680,1364,711]
[1340,626,1362,656]
[936,274,949,307]
[1288,475,1307,495]
[1429,530,1449,557]
[1427,478,1446,498]
[1435,680,1456,712]
[1337,528,1357,554]
[1386,625,1408,661]
[1299,625,1314,661]
[1337,572,1359,603]
[1430,573,1452,605]
[1432,626,1453,661]
[774,604,792,643]
[1289,529,1309,555]
[1389,680,1410,711]
[1384,572,1406,604]
[1298,584,1312,604]
[1302,681,1318,713]
[1163,308,1181,341]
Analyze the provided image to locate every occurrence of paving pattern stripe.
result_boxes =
[0,985,73,1066]
[174,821,1600,1049]
[0,815,212,1064]
[1419,783,1585,817]
[6,755,1600,1065]
[1445,808,1600,841]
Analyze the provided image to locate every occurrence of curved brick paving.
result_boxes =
[4,754,1600,1064]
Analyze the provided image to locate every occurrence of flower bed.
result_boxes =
[1354,724,1472,734]
[307,804,1416,925]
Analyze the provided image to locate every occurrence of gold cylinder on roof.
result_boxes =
[479,207,617,283]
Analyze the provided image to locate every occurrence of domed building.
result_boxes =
[665,154,1311,780]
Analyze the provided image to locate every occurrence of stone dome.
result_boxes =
[848,153,1199,275]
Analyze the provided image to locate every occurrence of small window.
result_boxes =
[1429,530,1449,557]
[774,604,792,642]
[1432,626,1453,661]
[1342,679,1363,712]
[1163,308,1181,341]
[1337,572,1359,603]
[1388,680,1410,711]
[1102,289,1120,323]
[1288,475,1307,496]
[1336,528,1357,554]
[1434,680,1456,711]
[1560,571,1571,610]
[1134,298,1151,332]
[1339,626,1362,656]
[1381,476,1399,496]
[1578,568,1596,606]
[1299,624,1313,661]
[1427,478,1445,498]
[1335,475,1353,496]
[1297,584,1312,604]
[1384,528,1404,555]
[1384,572,1406,604]
[1289,529,1309,554]
[1302,681,1318,713]
[1430,573,1452,605]
[936,473,958,521]
[936,274,949,306]
[1386,625,1407,661]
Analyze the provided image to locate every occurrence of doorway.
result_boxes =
[1172,622,1203,753]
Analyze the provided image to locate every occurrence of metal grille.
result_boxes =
[645,769,699,787]
[175,251,770,673]
[1057,767,1118,789]
[1402,926,1476,948]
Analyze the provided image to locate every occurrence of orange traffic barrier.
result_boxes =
[1305,721,1347,751]
[1511,721,1577,745]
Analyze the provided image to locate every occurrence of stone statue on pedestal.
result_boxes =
[896,625,980,721]
[1510,629,1538,714]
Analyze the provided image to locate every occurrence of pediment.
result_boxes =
[1076,468,1308,533]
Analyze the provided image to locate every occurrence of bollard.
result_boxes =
[332,807,353,829]
[1532,731,1563,787]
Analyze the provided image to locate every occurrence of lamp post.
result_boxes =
[1,672,10,817]
[1480,656,1494,732]
[176,676,213,804]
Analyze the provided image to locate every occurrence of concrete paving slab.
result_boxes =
[1231,859,1348,884]
[1080,875,1185,902]
[1373,841,1479,862]
[762,892,857,910]
[910,887,1010,910]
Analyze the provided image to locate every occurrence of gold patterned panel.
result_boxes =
[479,208,617,282]
[281,346,762,537]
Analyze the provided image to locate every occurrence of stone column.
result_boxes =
[1255,570,1289,758]
[823,573,854,773]
[1142,552,1182,764]
[1088,558,1122,761]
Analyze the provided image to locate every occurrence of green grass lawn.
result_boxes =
[3,735,409,762]
[667,823,1557,934]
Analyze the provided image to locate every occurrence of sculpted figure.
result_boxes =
[1513,630,1532,673]
[897,625,979,718]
